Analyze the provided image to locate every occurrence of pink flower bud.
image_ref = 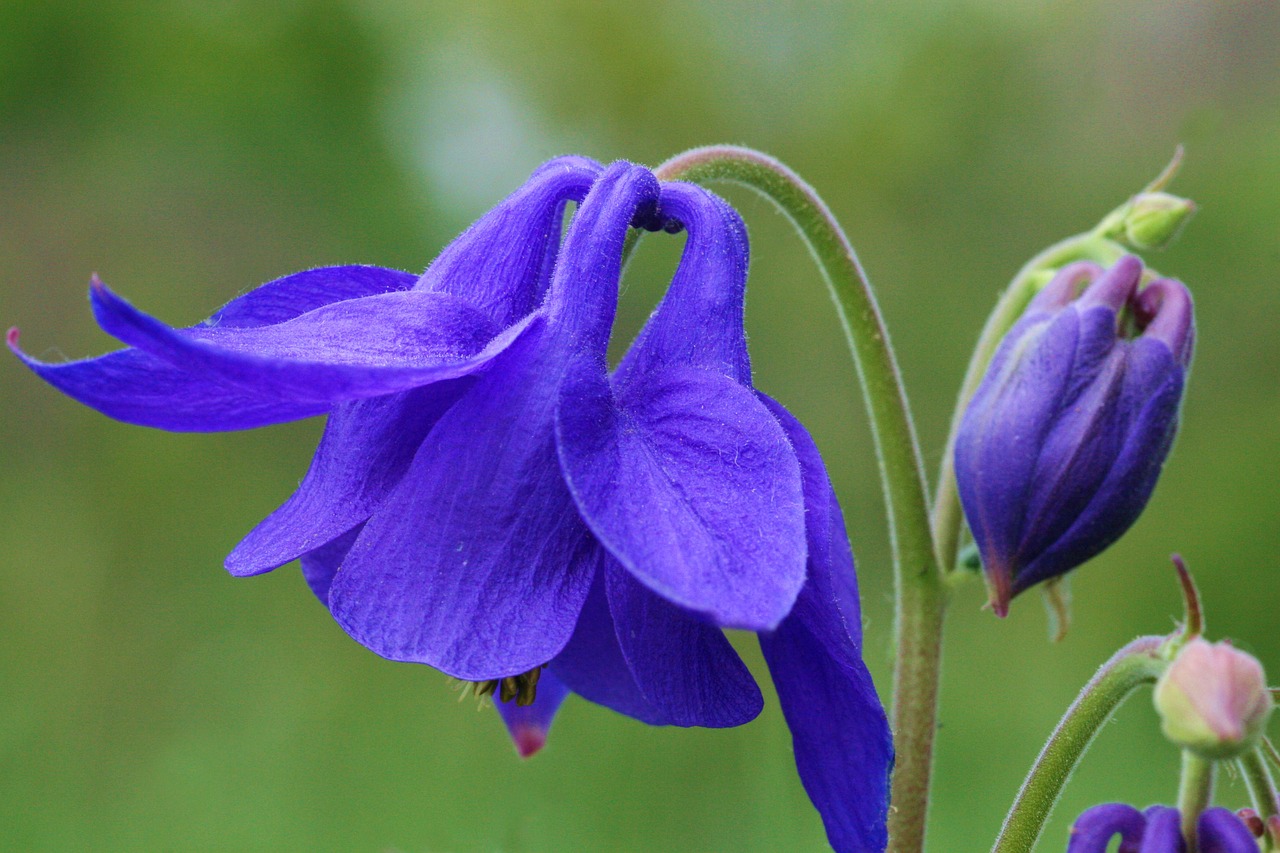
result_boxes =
[1154,638,1273,759]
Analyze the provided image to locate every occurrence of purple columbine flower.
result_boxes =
[1069,803,1260,852]
[12,158,891,851]
[954,256,1194,615]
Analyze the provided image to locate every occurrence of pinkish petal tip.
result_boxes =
[6,327,19,348]
[512,725,547,759]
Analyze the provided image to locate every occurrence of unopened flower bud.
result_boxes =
[1121,192,1196,251]
[955,256,1194,615]
[1154,638,1273,760]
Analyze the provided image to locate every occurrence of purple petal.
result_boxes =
[209,265,417,328]
[417,156,601,325]
[8,335,327,431]
[494,668,571,759]
[1067,804,1148,853]
[1139,806,1185,853]
[9,265,417,431]
[956,306,1086,594]
[328,163,658,680]
[557,364,806,630]
[550,563,669,726]
[225,380,470,576]
[229,162,607,571]
[603,561,761,728]
[89,281,534,403]
[613,181,752,386]
[327,327,595,681]
[757,396,891,853]
[1198,807,1259,853]
[298,523,363,606]
[1076,254,1142,313]
[1136,278,1195,368]
[541,162,660,345]
[1013,343,1184,594]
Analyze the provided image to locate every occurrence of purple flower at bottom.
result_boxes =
[12,158,891,851]
[1069,803,1260,852]
[955,256,1194,615]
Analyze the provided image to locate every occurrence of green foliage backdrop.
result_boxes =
[2,2,1277,849]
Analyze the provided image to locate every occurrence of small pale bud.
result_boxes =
[1153,638,1273,760]
[1118,192,1196,251]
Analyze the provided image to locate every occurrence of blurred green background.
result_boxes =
[2,2,1277,850]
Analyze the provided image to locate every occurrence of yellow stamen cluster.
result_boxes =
[456,665,546,707]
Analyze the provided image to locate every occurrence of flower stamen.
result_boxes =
[466,665,546,707]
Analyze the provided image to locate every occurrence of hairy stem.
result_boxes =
[992,635,1167,852]
[654,146,943,852]
[1177,751,1215,853]
[1239,750,1278,851]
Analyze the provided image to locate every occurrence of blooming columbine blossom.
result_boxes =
[1069,803,1259,852]
[954,256,1194,614]
[12,158,891,851]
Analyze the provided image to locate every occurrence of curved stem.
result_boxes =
[654,146,943,852]
[1239,749,1278,851]
[930,235,1126,573]
[992,635,1167,852]
[1177,751,1214,853]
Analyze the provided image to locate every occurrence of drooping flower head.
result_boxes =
[955,256,1194,615]
[1069,803,1260,852]
[12,158,892,851]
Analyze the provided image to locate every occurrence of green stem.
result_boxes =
[1177,751,1215,853]
[1239,749,1278,851]
[992,636,1167,852]
[653,146,943,852]
[930,235,1126,573]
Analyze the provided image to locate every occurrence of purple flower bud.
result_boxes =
[955,256,1194,615]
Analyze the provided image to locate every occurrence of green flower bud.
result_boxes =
[1154,638,1273,760]
[1100,192,1196,251]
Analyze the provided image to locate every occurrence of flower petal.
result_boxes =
[550,561,669,726]
[1014,346,1184,594]
[494,668,571,758]
[208,265,418,328]
[417,155,601,324]
[604,560,761,728]
[1067,803,1148,852]
[1198,807,1258,853]
[557,363,806,630]
[613,181,752,386]
[8,335,328,431]
[956,306,1086,585]
[297,523,363,606]
[228,162,606,570]
[225,380,470,576]
[327,325,596,680]
[9,265,418,431]
[89,280,535,403]
[1139,806,1184,853]
[756,396,892,853]
[328,163,657,680]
